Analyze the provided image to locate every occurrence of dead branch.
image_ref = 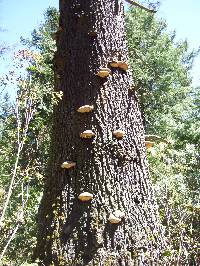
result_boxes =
[125,0,157,13]
[145,134,171,144]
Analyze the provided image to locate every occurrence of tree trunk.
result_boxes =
[34,0,165,265]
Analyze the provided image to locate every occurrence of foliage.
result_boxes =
[0,8,59,264]
[126,8,199,131]
[126,7,200,264]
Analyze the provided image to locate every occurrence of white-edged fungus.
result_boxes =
[88,31,97,37]
[61,161,76,169]
[96,68,111,78]
[77,105,94,113]
[78,192,93,202]
[80,130,95,139]
[114,210,125,219]
[145,141,154,149]
[113,130,125,139]
[118,61,128,71]
[108,214,121,224]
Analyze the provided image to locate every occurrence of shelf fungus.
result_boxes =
[61,161,76,169]
[114,210,125,219]
[108,213,121,224]
[118,61,129,71]
[77,105,94,113]
[96,68,111,78]
[113,130,125,139]
[80,130,95,139]
[145,141,154,149]
[78,192,93,202]
[110,61,119,68]
[88,31,97,37]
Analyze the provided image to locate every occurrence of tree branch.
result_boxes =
[145,134,170,144]
[125,0,157,13]
[0,77,35,229]
[0,224,20,262]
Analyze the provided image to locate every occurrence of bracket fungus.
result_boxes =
[88,31,97,37]
[113,130,125,139]
[78,192,93,202]
[108,213,121,224]
[80,130,95,139]
[110,61,119,68]
[145,141,154,149]
[110,61,129,71]
[77,105,94,113]
[61,161,76,169]
[96,68,111,78]
[114,210,125,219]
[118,61,128,71]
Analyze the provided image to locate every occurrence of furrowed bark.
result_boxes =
[34,0,165,265]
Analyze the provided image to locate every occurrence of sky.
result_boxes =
[158,0,200,87]
[0,0,200,88]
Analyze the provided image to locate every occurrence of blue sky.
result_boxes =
[158,0,200,87]
[0,0,58,44]
[0,0,200,87]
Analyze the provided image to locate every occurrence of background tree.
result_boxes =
[126,7,199,132]
[0,9,63,264]
[126,8,200,263]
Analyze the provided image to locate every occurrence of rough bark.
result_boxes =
[34,0,165,265]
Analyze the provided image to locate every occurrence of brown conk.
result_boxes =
[110,60,128,70]
[96,68,111,78]
[118,61,129,71]
[113,129,126,138]
[145,141,154,149]
[77,105,94,113]
[80,130,95,139]
[108,213,121,224]
[61,161,76,169]
[78,192,93,202]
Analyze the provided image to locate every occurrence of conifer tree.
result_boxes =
[34,1,165,264]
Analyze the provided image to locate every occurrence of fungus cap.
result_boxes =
[80,130,95,139]
[61,161,76,169]
[114,210,125,219]
[113,130,125,138]
[78,192,93,202]
[145,141,154,149]
[96,68,111,78]
[88,31,97,37]
[101,68,111,73]
[110,61,119,68]
[108,214,121,224]
[118,61,128,71]
[77,105,94,113]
